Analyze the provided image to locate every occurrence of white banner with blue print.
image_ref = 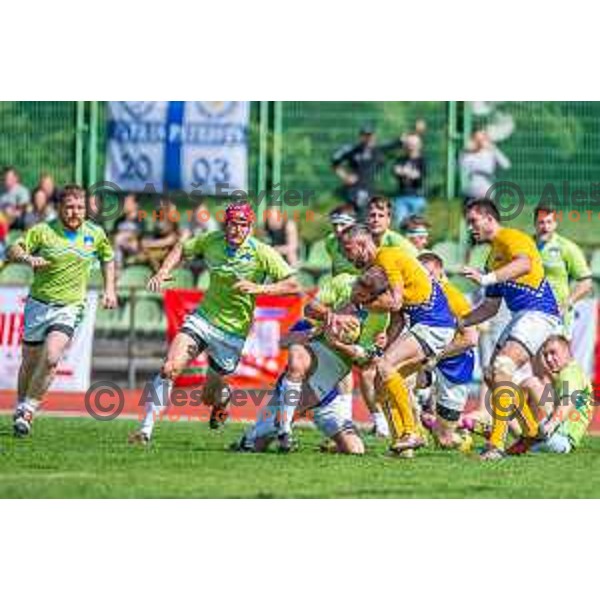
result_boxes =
[105,101,250,195]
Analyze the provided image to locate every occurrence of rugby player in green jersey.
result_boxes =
[534,205,592,335]
[8,185,117,436]
[130,201,300,444]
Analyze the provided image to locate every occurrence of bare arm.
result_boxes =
[354,285,403,313]
[569,278,593,307]
[435,326,479,362]
[233,276,301,296]
[8,242,48,268]
[101,260,118,309]
[147,242,184,292]
[461,296,502,328]
[463,255,531,287]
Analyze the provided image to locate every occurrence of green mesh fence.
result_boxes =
[279,101,448,210]
[0,101,78,188]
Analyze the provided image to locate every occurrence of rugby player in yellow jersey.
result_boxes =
[418,251,479,448]
[7,185,117,436]
[461,198,562,461]
[130,201,300,444]
[338,224,457,456]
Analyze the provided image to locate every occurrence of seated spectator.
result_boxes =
[113,194,145,268]
[0,166,30,227]
[37,172,60,206]
[263,207,299,266]
[19,188,57,230]
[0,209,8,265]
[181,200,219,241]
[401,214,431,251]
[392,134,427,229]
[140,199,180,271]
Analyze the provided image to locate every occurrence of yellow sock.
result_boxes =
[515,389,540,438]
[384,372,415,437]
[380,395,405,440]
[489,384,514,450]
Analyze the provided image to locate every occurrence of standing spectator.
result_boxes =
[460,129,511,203]
[331,125,387,218]
[113,194,146,268]
[392,134,427,228]
[0,166,30,226]
[19,188,57,230]
[262,208,299,266]
[37,172,60,206]
[401,215,431,251]
[140,199,180,271]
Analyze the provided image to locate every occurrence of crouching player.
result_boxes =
[461,199,562,460]
[7,185,117,436]
[130,201,300,444]
[233,268,390,454]
[418,251,479,449]
[510,335,596,455]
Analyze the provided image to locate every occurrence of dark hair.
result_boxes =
[354,266,389,301]
[368,195,391,214]
[2,165,20,179]
[340,223,372,243]
[464,198,501,223]
[534,204,558,222]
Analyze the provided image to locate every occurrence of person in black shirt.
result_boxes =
[331,125,393,218]
[392,133,427,229]
[113,194,146,267]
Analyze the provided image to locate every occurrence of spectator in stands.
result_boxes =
[113,194,145,268]
[331,125,387,218]
[0,166,30,226]
[402,214,431,251]
[392,134,427,229]
[181,199,219,241]
[37,172,60,206]
[180,200,219,277]
[262,207,299,266]
[460,129,511,203]
[140,198,180,271]
[0,209,8,265]
[19,187,57,229]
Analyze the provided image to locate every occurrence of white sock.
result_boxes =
[372,411,389,436]
[340,393,353,423]
[278,377,302,435]
[16,397,39,416]
[140,374,172,438]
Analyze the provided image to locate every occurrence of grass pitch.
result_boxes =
[0,416,599,498]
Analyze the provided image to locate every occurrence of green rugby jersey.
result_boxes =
[537,233,591,309]
[554,361,594,447]
[316,273,390,351]
[14,219,114,306]
[183,231,294,338]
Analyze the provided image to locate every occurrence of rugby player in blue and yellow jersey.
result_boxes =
[461,198,562,460]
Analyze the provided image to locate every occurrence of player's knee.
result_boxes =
[492,354,517,383]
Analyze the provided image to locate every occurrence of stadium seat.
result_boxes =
[432,241,463,273]
[133,298,163,335]
[163,267,194,290]
[197,270,210,290]
[591,250,600,277]
[118,265,153,290]
[0,263,34,285]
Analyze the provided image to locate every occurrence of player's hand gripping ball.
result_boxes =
[330,314,361,344]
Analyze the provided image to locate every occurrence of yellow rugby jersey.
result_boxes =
[374,247,455,327]
[485,228,559,316]
[441,279,471,319]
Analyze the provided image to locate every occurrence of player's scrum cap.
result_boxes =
[225,201,255,224]
[405,226,429,238]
